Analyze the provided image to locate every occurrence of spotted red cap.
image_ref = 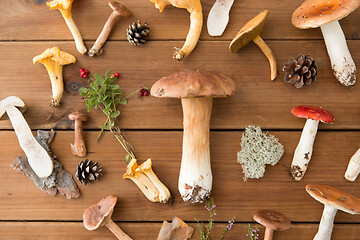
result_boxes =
[291,106,334,124]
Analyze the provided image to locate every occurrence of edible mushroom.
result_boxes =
[83,195,133,240]
[345,147,360,181]
[151,70,236,204]
[306,184,360,240]
[290,106,334,181]
[47,0,87,54]
[229,10,277,81]
[253,210,291,240]
[292,0,359,87]
[157,216,194,240]
[88,1,131,57]
[69,111,88,157]
[33,47,76,107]
[0,96,53,178]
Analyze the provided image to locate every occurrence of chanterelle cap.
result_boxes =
[150,70,236,98]
[83,195,117,230]
[292,0,359,29]
[253,210,291,230]
[291,105,334,124]
[306,184,360,214]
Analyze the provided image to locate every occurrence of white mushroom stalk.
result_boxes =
[345,148,360,181]
[314,204,337,240]
[320,21,356,87]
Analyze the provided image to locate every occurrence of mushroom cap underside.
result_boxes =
[291,105,334,124]
[33,47,76,65]
[229,10,269,53]
[69,111,88,122]
[46,0,73,10]
[109,1,132,17]
[150,70,236,98]
[0,96,27,120]
[292,0,359,29]
[253,210,291,231]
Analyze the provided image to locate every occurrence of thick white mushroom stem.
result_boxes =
[314,204,337,240]
[178,97,212,204]
[345,148,360,181]
[290,119,319,181]
[105,220,133,240]
[320,20,356,87]
[43,62,64,107]
[63,15,87,55]
[252,35,277,81]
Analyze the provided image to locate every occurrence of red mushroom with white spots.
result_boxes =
[290,106,334,181]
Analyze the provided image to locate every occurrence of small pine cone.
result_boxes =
[283,54,317,88]
[127,21,150,45]
[75,159,102,185]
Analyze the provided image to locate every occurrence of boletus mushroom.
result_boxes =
[229,10,277,81]
[33,47,76,107]
[292,0,359,87]
[83,195,133,240]
[306,184,360,240]
[69,111,88,157]
[290,106,334,181]
[151,70,236,204]
[253,210,291,240]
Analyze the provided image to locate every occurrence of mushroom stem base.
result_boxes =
[106,219,133,240]
[63,15,87,55]
[345,147,360,181]
[253,35,277,80]
[314,204,337,240]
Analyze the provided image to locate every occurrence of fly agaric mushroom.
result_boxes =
[150,0,203,60]
[0,96,53,178]
[88,1,131,57]
[253,210,291,240]
[47,0,87,54]
[33,47,76,107]
[290,106,334,181]
[292,0,359,87]
[69,111,88,157]
[306,184,360,240]
[229,10,277,81]
[157,216,194,240]
[83,195,133,240]
[151,70,236,204]
[345,148,360,181]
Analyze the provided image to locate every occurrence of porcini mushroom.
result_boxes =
[290,106,334,181]
[292,0,359,86]
[306,184,360,240]
[47,0,87,54]
[157,216,194,240]
[69,111,88,157]
[0,96,53,178]
[83,195,133,240]
[229,10,277,81]
[150,0,203,60]
[345,148,360,181]
[253,210,291,240]
[151,70,236,204]
[33,47,76,107]
[88,1,131,57]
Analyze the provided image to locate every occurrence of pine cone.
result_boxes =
[75,159,102,185]
[283,54,317,88]
[127,21,150,45]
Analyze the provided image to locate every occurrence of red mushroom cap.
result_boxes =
[291,106,334,124]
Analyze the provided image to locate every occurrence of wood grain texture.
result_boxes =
[0,222,359,240]
[1,131,360,222]
[0,41,359,130]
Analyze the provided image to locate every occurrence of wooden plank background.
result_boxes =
[0,0,359,239]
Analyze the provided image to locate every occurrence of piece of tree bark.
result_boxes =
[157,216,194,240]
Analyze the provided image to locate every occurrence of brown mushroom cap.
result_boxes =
[229,10,269,53]
[306,184,360,215]
[292,0,359,29]
[0,96,27,120]
[109,1,132,17]
[291,105,334,124]
[150,70,236,98]
[253,210,291,231]
[68,111,88,122]
[83,195,118,230]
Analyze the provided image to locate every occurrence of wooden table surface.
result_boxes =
[1,0,360,239]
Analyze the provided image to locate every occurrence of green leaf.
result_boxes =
[94,73,105,84]
[105,70,110,79]
[119,98,127,105]
[79,87,89,93]
[110,111,120,119]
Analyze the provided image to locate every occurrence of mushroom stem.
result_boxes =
[314,204,337,240]
[264,227,274,240]
[43,62,64,107]
[178,97,212,204]
[63,15,87,55]
[71,119,86,157]
[290,119,319,181]
[320,20,356,86]
[105,219,133,240]
[345,148,360,181]
[124,171,159,202]
[252,35,277,80]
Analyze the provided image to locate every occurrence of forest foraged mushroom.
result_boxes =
[306,184,360,240]
[207,0,234,36]
[88,1,132,57]
[150,0,203,60]
[157,216,194,240]
[69,112,88,157]
[83,195,133,240]
[345,147,360,181]
[292,0,359,87]
[47,0,87,54]
[290,106,334,181]
[0,96,53,178]
[229,10,277,81]
[151,70,236,204]
[33,47,76,107]
[253,210,291,240]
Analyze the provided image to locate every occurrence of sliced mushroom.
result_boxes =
[157,216,194,240]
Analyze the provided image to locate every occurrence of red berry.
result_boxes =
[83,74,88,78]
[111,74,115,78]
[139,91,144,96]
[80,73,84,77]
[80,68,84,72]
[115,72,120,77]
[144,90,149,96]
[84,69,89,74]
[140,88,145,93]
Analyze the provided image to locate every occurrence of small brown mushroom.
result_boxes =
[88,1,131,57]
[157,216,194,240]
[83,195,133,240]
[253,210,291,240]
[69,111,88,157]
